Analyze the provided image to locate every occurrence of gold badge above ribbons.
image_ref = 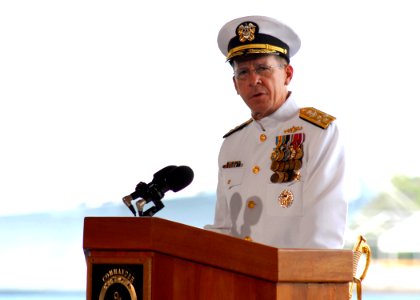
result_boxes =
[278,189,294,208]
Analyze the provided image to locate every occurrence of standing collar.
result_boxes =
[253,93,299,130]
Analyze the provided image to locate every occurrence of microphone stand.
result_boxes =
[136,198,165,217]
[133,184,165,217]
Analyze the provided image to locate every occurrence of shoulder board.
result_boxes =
[299,107,336,129]
[223,118,253,138]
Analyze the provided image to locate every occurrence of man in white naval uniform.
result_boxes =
[205,15,347,249]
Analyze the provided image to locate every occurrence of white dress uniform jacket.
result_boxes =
[205,95,347,249]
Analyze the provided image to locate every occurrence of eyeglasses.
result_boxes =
[233,64,286,81]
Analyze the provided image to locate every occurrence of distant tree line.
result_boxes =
[391,175,420,207]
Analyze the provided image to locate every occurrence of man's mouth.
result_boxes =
[251,92,265,98]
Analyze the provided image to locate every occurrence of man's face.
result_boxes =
[232,55,293,120]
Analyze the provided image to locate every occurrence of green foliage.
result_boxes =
[362,192,395,214]
[391,175,420,207]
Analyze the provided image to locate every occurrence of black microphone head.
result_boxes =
[166,165,194,192]
[152,165,178,185]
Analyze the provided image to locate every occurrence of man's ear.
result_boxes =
[285,64,294,85]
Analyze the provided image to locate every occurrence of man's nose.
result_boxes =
[248,71,262,85]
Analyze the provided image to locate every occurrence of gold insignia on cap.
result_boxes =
[278,189,294,208]
[237,22,256,42]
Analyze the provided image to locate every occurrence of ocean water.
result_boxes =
[1,291,420,299]
[0,291,84,299]
[361,292,420,300]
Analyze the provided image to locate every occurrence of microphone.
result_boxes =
[122,165,177,215]
[164,165,195,192]
[123,165,194,216]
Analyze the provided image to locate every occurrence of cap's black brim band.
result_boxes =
[227,33,289,60]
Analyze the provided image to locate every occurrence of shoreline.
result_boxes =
[360,259,420,293]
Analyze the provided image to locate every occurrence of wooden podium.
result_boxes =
[83,217,353,300]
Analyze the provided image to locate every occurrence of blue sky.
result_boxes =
[1,0,419,215]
